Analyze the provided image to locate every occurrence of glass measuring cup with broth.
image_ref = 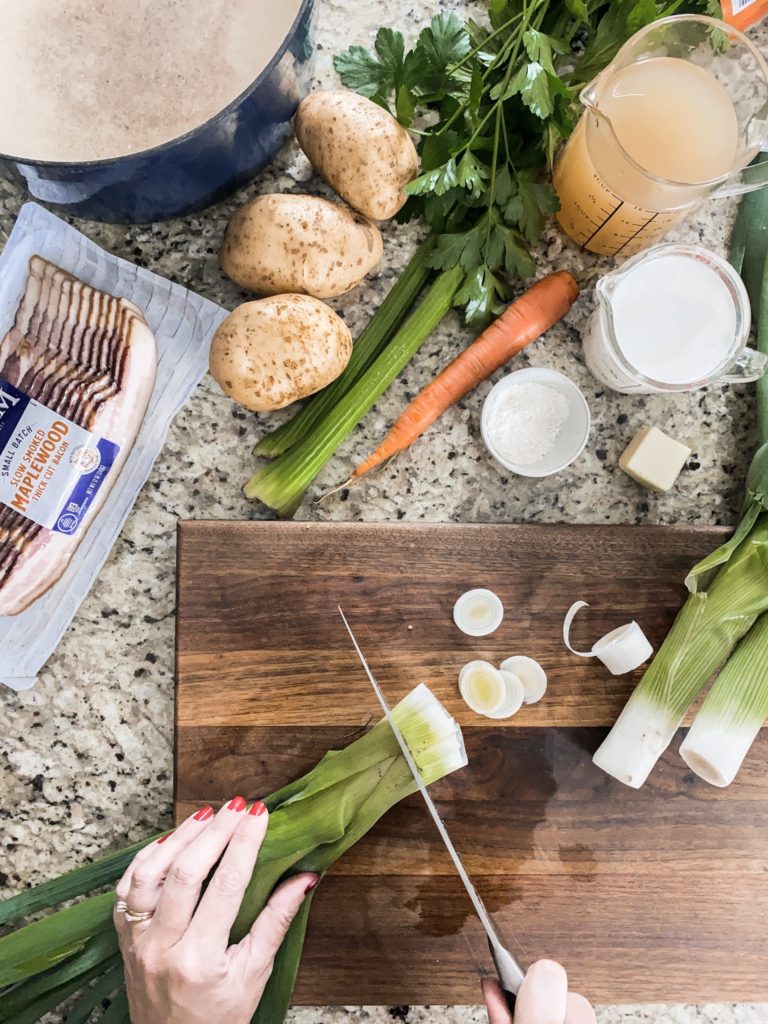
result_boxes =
[554,16,768,256]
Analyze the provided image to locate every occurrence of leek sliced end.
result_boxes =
[593,692,679,789]
[679,720,760,788]
[392,682,467,784]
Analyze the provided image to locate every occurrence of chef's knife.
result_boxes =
[338,607,525,1011]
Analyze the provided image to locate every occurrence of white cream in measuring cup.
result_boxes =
[583,244,764,394]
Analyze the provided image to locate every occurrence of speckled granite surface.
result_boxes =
[0,1,766,1022]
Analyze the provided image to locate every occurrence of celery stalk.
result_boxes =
[254,237,436,458]
[245,266,463,517]
[0,685,467,1024]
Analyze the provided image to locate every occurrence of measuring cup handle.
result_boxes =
[713,153,768,199]
[718,348,768,385]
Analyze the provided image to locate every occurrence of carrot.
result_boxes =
[352,270,580,479]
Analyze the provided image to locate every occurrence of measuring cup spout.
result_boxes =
[578,77,603,117]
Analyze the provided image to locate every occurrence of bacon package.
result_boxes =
[0,204,226,689]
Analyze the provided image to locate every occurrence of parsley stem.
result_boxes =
[448,12,525,75]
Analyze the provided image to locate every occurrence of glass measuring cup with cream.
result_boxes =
[583,244,765,394]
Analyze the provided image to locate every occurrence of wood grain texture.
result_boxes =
[176,521,768,1005]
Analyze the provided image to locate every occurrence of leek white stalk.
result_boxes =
[680,613,768,787]
[593,513,768,788]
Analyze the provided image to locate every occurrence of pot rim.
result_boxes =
[0,0,313,170]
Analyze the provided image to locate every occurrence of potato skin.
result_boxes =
[220,194,383,299]
[209,295,352,412]
[295,90,419,221]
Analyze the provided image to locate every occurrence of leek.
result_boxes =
[594,178,768,789]
[672,180,768,787]
[679,612,768,786]
[0,685,466,1024]
[592,512,768,788]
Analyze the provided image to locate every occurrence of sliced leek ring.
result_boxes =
[459,661,506,715]
[500,656,547,704]
[490,671,525,718]
[453,588,503,637]
[459,661,524,719]
[563,601,653,676]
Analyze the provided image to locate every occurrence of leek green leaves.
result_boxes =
[0,686,466,1024]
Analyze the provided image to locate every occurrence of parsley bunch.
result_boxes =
[248,0,722,516]
[335,0,721,325]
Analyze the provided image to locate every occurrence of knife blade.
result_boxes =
[338,606,526,1005]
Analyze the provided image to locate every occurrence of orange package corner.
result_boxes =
[721,0,768,29]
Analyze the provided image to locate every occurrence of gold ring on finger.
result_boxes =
[123,908,155,923]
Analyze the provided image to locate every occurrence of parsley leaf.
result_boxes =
[505,174,560,242]
[405,159,460,198]
[455,266,508,323]
[456,152,490,199]
[508,62,559,119]
[522,29,568,73]
[416,13,473,96]
[334,28,405,98]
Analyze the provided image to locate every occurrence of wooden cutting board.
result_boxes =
[175,521,768,1005]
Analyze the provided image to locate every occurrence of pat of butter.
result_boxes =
[619,426,691,493]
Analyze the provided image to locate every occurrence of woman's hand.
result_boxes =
[483,959,596,1024]
[114,797,318,1024]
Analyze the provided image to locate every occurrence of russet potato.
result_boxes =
[220,194,383,298]
[295,90,418,221]
[209,294,352,412]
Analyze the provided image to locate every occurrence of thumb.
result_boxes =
[246,873,319,968]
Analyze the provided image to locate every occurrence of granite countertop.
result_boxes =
[1,1,767,1022]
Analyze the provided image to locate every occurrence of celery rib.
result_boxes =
[254,236,436,458]
[245,266,463,516]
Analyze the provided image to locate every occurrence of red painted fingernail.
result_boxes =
[157,832,172,844]
[228,796,247,812]
[304,875,320,895]
[249,800,267,816]
[194,806,214,821]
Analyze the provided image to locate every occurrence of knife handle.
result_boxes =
[488,938,524,1017]
[500,987,517,1015]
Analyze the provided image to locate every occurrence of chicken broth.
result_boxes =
[0,0,303,162]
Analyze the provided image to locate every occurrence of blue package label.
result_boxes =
[0,377,119,535]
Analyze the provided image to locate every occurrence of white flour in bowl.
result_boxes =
[0,0,303,161]
[485,381,570,466]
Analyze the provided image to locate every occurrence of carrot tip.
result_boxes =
[315,475,356,505]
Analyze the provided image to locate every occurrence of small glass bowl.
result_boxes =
[481,367,591,478]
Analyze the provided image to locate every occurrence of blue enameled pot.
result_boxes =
[0,0,315,224]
